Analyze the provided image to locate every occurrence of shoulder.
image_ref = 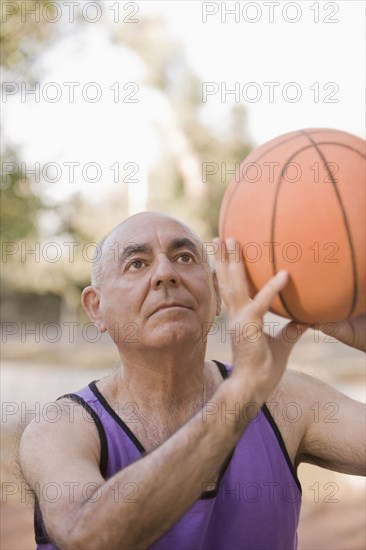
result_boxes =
[265,370,319,467]
[20,396,101,483]
[20,394,100,442]
[270,368,330,407]
[269,369,366,473]
[19,397,108,548]
[268,367,343,429]
[271,368,356,415]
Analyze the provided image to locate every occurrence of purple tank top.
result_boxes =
[35,361,301,549]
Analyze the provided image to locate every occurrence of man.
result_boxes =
[20,211,365,550]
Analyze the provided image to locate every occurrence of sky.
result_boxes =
[151,0,365,143]
[2,0,365,205]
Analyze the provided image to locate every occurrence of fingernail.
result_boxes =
[276,270,288,281]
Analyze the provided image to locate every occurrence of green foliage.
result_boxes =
[1,8,253,306]
[0,0,59,76]
[0,150,42,243]
[112,17,252,238]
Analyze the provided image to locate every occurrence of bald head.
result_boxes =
[91,212,214,287]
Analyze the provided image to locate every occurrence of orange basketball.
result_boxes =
[219,128,366,323]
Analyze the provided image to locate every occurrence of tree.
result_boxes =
[1,6,253,309]
[112,16,252,237]
[1,0,63,242]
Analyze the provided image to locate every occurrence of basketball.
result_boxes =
[219,128,366,323]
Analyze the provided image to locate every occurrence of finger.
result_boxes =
[214,239,233,311]
[225,238,250,304]
[213,238,230,292]
[252,270,288,318]
[214,238,250,311]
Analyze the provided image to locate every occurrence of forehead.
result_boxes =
[103,216,202,263]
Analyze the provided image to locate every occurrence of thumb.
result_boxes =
[276,321,308,355]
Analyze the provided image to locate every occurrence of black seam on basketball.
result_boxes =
[272,137,363,320]
[270,144,326,321]
[299,138,366,160]
[223,131,363,320]
[220,130,362,239]
[304,128,360,139]
[221,131,304,241]
[223,131,365,237]
[301,130,358,318]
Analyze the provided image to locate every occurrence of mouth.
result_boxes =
[151,303,192,316]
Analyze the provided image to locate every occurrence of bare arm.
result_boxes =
[317,312,366,352]
[293,371,366,475]
[20,381,253,550]
[292,312,366,473]
[20,240,305,550]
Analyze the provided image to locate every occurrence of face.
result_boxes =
[82,214,221,351]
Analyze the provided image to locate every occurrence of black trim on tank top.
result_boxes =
[88,362,233,500]
[34,393,110,546]
[199,360,233,499]
[212,359,229,380]
[213,361,302,494]
[88,381,146,454]
[262,404,302,493]
[34,497,52,545]
[57,392,109,478]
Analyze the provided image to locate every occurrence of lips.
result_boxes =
[150,302,192,316]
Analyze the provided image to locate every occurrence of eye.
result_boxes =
[177,253,194,263]
[127,259,145,271]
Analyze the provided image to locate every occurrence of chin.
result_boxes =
[146,322,201,349]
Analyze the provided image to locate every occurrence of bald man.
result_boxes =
[20,212,365,550]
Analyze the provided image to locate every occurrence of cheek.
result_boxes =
[195,282,217,315]
[100,282,147,325]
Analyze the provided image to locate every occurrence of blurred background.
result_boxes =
[1,1,365,548]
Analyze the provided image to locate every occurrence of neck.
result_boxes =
[116,344,207,410]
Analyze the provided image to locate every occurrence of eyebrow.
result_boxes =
[168,238,200,256]
[118,243,152,265]
[118,238,200,265]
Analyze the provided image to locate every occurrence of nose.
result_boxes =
[151,255,181,289]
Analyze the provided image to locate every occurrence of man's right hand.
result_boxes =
[214,237,307,404]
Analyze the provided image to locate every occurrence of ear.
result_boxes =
[81,286,107,333]
[212,271,222,316]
